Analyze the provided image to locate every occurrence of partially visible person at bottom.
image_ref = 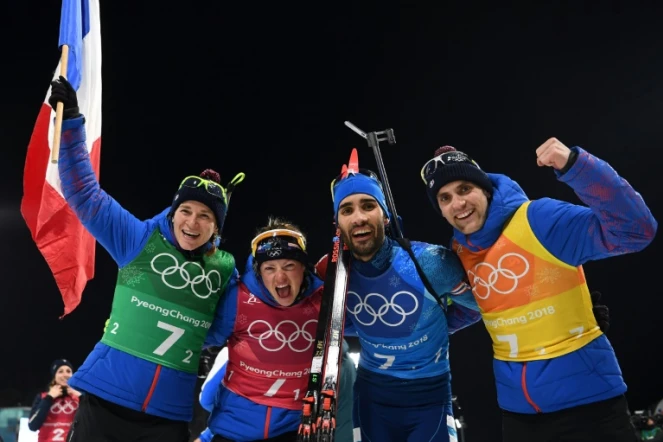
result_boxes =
[28,359,80,442]
[637,415,663,442]
[638,416,663,442]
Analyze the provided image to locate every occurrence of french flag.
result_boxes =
[20,0,102,317]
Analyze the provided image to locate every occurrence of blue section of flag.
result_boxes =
[58,0,90,90]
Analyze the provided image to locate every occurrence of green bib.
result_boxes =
[101,229,235,373]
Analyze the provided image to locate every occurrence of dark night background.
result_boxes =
[2,2,662,441]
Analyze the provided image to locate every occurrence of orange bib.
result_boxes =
[454,201,601,361]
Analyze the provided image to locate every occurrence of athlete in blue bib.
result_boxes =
[324,150,483,442]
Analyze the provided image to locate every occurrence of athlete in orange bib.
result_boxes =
[421,138,657,442]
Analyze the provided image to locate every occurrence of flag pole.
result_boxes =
[50,44,69,164]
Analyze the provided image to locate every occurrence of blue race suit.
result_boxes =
[58,117,236,421]
[340,237,482,442]
[450,147,657,414]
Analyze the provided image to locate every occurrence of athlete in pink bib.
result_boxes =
[202,217,354,442]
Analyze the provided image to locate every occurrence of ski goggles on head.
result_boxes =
[250,229,307,258]
[179,176,228,204]
[420,151,478,185]
[330,169,383,201]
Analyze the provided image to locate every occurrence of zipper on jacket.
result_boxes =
[521,363,542,413]
[142,365,162,412]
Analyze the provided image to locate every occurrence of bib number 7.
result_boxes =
[496,334,519,358]
[154,321,185,355]
[497,327,587,359]
[108,320,193,363]
[154,321,193,363]
[374,353,395,369]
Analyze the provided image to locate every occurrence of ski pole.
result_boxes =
[344,121,449,312]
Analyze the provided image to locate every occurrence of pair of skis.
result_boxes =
[297,123,397,442]
[297,227,351,442]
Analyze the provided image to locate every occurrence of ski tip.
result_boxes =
[347,148,359,174]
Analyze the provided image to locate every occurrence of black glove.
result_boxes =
[48,75,81,120]
[197,350,213,379]
[590,291,610,334]
[197,346,222,379]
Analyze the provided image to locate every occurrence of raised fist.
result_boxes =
[535,137,572,171]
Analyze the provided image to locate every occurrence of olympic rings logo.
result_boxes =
[467,253,529,300]
[151,253,221,299]
[247,319,317,352]
[50,398,78,414]
[347,291,419,327]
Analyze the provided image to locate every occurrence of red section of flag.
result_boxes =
[21,103,101,317]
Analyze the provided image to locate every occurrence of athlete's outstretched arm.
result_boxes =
[58,117,154,267]
[529,141,657,266]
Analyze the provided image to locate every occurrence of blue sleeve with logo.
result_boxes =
[419,245,476,308]
[528,147,657,266]
[418,245,481,332]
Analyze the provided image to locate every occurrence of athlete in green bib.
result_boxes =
[52,74,244,442]
[101,228,234,372]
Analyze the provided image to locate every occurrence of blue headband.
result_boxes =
[332,174,390,221]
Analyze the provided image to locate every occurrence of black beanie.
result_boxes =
[170,169,227,227]
[50,359,73,377]
[422,146,493,214]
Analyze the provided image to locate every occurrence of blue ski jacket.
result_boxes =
[58,117,235,421]
[450,147,657,413]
